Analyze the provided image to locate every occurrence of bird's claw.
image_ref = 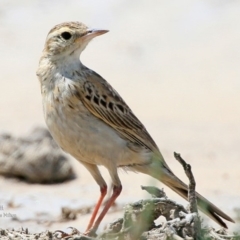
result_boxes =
[84,227,97,237]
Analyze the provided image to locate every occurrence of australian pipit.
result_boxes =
[37,21,234,234]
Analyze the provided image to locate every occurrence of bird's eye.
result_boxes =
[61,32,72,40]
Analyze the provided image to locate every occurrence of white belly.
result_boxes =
[43,96,150,168]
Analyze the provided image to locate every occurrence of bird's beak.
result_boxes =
[87,29,109,38]
[81,29,109,42]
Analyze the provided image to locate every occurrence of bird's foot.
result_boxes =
[84,227,97,237]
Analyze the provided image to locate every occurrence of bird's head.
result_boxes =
[43,21,108,59]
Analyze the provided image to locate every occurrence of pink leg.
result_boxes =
[85,185,107,232]
[87,185,122,235]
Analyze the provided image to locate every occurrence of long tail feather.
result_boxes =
[161,174,235,228]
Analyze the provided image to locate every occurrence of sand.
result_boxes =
[0,0,239,234]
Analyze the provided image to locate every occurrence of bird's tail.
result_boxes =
[134,155,234,228]
[159,168,235,228]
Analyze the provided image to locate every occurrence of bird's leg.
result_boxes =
[81,163,108,234]
[86,184,122,235]
[86,185,107,231]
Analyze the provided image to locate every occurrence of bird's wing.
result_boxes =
[77,70,159,153]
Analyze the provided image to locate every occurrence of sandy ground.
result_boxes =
[0,0,239,235]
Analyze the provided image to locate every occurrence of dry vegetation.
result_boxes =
[0,133,239,239]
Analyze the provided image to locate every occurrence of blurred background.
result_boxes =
[0,0,239,234]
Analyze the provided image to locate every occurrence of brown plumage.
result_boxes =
[37,21,234,234]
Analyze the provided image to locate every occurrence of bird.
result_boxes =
[37,21,234,234]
